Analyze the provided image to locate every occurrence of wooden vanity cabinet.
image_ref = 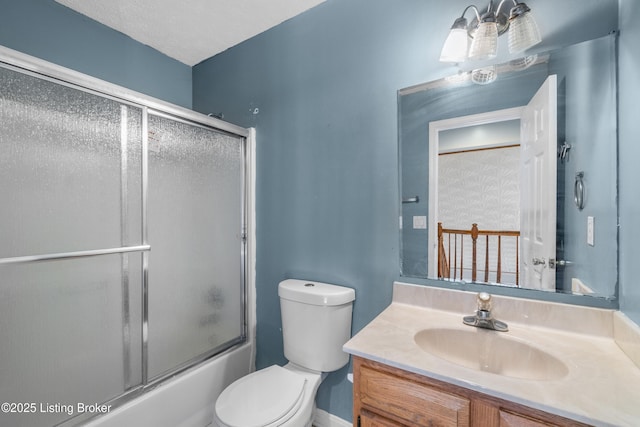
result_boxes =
[352,357,591,427]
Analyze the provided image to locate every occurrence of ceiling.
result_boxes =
[55,0,326,66]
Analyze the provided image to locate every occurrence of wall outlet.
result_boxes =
[587,216,595,246]
[413,216,427,230]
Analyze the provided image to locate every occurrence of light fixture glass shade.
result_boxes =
[471,66,497,85]
[439,28,469,63]
[508,10,541,53]
[508,54,538,70]
[468,21,498,60]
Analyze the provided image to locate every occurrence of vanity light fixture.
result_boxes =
[439,0,541,63]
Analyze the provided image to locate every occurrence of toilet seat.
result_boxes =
[215,365,307,427]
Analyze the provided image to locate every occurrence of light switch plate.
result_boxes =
[413,216,427,230]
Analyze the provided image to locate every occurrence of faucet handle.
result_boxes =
[477,292,492,311]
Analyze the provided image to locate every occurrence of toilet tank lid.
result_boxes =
[279,279,355,306]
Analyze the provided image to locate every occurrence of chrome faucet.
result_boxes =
[463,292,508,332]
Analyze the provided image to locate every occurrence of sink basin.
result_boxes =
[414,328,568,381]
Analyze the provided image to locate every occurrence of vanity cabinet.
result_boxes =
[352,357,591,427]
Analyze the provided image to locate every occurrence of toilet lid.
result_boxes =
[215,365,307,427]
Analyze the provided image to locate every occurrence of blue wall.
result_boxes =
[0,0,192,108]
[618,0,640,325]
[192,0,620,421]
[193,0,406,418]
[548,35,618,297]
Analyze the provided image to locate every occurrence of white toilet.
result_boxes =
[213,279,355,427]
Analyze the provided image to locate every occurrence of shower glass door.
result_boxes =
[146,112,246,380]
[0,66,145,427]
[0,56,247,427]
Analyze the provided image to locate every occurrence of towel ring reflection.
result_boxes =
[574,172,585,210]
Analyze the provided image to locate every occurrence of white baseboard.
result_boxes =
[313,408,351,427]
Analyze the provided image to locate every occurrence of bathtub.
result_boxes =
[83,343,254,427]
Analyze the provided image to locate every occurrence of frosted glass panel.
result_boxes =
[147,114,244,379]
[0,58,247,424]
[0,67,143,258]
[0,255,142,427]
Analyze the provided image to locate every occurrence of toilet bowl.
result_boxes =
[213,363,323,427]
[212,279,355,427]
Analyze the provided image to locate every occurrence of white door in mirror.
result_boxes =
[520,75,557,291]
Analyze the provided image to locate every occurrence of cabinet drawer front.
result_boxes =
[359,366,470,427]
[499,410,556,427]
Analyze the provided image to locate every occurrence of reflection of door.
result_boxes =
[520,75,557,291]
[427,108,523,280]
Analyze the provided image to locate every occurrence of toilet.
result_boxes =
[213,279,355,427]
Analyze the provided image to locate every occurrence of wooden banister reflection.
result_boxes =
[437,222,520,286]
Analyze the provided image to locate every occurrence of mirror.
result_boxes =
[399,33,618,299]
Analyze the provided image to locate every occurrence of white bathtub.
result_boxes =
[83,343,254,427]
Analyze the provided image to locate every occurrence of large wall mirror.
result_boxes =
[399,33,618,300]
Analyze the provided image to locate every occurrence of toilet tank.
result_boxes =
[278,279,355,372]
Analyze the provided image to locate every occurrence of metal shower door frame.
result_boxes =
[0,45,250,427]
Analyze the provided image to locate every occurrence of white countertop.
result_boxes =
[344,282,640,427]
